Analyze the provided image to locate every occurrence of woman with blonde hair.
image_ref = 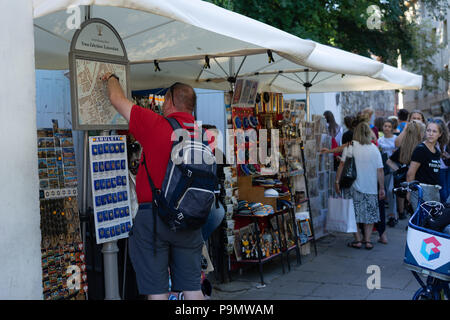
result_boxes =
[386,121,425,219]
[335,122,385,250]
[395,110,426,148]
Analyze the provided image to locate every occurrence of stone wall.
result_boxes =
[337,90,396,121]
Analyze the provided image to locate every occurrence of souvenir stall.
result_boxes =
[215,77,337,285]
[27,0,423,300]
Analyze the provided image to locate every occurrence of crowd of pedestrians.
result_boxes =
[322,108,449,248]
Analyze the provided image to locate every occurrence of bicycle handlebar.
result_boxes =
[400,180,420,189]
[393,180,423,200]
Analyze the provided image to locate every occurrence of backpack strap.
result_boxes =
[140,116,185,254]
[142,152,159,196]
[141,116,183,200]
[165,116,183,131]
[141,152,159,255]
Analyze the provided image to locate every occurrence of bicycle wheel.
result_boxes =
[437,281,449,300]
[412,287,432,300]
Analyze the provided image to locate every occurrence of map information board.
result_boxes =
[75,59,128,128]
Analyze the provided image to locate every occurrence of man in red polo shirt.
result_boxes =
[101,72,204,300]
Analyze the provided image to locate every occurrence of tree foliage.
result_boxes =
[208,0,449,91]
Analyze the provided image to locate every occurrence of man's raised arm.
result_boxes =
[101,72,133,122]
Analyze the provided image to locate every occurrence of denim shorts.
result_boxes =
[128,203,203,295]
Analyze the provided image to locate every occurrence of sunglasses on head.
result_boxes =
[168,82,182,107]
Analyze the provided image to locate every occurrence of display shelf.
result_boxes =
[297,198,309,204]
[283,244,297,252]
[232,207,300,285]
[236,251,282,264]
[234,208,290,219]
[298,140,318,256]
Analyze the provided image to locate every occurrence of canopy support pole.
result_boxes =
[304,70,312,121]
[234,56,247,79]
[305,85,311,122]
[80,131,90,300]
[228,57,235,91]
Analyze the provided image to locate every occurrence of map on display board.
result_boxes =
[75,59,128,128]
[69,18,129,130]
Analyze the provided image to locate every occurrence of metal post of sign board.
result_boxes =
[102,241,121,300]
[304,70,311,122]
[80,130,89,300]
[99,130,121,300]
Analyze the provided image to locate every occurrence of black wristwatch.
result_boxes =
[108,73,119,81]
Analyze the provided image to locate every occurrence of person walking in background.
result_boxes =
[356,110,378,142]
[324,110,344,145]
[407,120,448,211]
[388,116,400,135]
[395,110,426,148]
[323,110,344,170]
[321,112,376,155]
[439,122,450,204]
[341,115,355,145]
[335,122,385,250]
[378,119,397,158]
[386,121,424,220]
[355,110,386,242]
[397,109,409,133]
[378,119,397,230]
[361,108,379,139]
[408,110,426,124]
[375,117,386,138]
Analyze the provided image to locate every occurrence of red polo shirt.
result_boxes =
[129,105,196,204]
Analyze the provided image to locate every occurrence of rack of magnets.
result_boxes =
[89,135,133,244]
[37,125,87,300]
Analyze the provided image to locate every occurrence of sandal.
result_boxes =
[364,241,374,250]
[377,238,388,245]
[347,241,362,249]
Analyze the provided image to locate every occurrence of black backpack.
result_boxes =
[142,117,217,232]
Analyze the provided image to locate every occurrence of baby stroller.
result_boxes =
[396,181,450,300]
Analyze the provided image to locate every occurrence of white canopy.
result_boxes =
[33,0,422,93]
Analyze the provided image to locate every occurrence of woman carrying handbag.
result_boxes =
[335,122,385,250]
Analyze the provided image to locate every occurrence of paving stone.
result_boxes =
[210,218,416,300]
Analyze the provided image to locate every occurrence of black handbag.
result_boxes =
[339,143,357,189]
[393,165,409,198]
[393,165,408,188]
[381,152,390,175]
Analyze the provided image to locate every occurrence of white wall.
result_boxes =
[36,70,72,129]
[36,70,86,211]
[0,0,43,299]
